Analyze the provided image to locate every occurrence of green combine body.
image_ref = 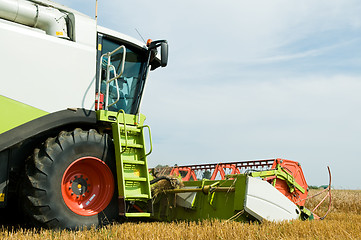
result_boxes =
[0,96,48,134]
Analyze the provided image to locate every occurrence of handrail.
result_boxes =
[141,125,153,157]
[107,45,126,83]
[105,64,120,108]
[96,45,127,110]
[116,109,128,154]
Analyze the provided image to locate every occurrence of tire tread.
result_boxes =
[22,128,117,229]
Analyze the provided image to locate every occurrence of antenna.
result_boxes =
[95,0,98,21]
[135,28,146,44]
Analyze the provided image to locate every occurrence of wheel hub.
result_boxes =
[70,175,89,197]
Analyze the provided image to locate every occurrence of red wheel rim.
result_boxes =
[61,157,114,216]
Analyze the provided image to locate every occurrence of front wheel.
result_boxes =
[23,128,118,229]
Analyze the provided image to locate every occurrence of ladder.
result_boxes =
[96,45,152,217]
[112,110,153,217]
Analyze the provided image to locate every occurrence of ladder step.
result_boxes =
[120,142,143,149]
[118,125,141,133]
[125,177,147,182]
[125,212,151,217]
[123,159,145,165]
[126,194,150,199]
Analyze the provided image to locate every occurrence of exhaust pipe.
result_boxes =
[0,0,69,38]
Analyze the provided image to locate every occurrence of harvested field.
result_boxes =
[0,189,360,240]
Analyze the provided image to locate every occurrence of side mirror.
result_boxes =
[160,42,168,67]
[148,40,169,68]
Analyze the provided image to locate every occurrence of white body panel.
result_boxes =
[0,8,96,112]
[244,177,300,222]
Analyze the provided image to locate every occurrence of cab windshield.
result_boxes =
[98,37,148,114]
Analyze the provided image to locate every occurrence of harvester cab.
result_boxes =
[95,36,168,114]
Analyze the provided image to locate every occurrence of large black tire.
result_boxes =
[22,128,118,229]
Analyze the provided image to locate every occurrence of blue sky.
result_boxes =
[57,0,361,189]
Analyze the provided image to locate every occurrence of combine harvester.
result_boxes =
[0,0,330,229]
